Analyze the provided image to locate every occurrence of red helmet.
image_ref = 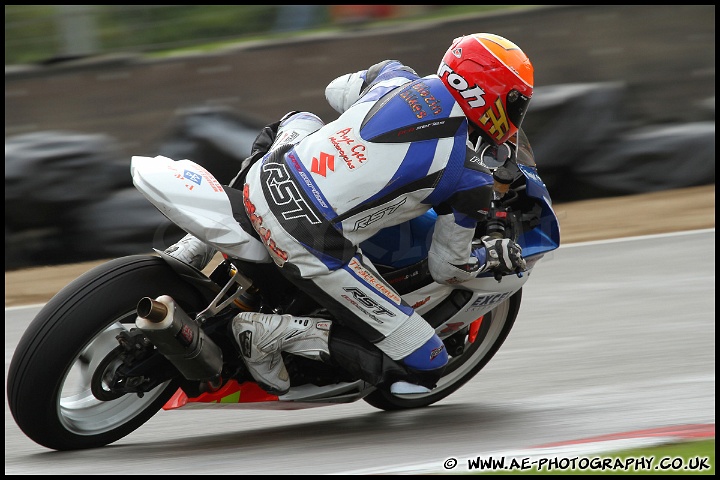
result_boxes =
[438,33,534,145]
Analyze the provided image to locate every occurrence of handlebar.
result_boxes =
[488,166,524,282]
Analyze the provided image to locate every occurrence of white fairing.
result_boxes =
[403,270,530,339]
[131,155,270,262]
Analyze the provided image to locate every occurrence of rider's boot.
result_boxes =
[231,312,331,395]
[164,233,217,270]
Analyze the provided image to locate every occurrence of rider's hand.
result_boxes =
[476,236,526,274]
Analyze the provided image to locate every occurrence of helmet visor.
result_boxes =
[506,89,531,131]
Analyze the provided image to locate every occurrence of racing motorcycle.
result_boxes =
[6,129,559,451]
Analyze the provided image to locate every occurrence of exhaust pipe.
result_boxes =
[136,295,223,382]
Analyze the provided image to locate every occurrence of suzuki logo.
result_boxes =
[311,152,335,177]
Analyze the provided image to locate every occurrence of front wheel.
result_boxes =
[363,289,522,411]
[6,255,208,451]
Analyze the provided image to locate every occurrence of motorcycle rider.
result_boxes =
[166,33,531,395]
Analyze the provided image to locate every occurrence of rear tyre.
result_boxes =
[7,255,207,451]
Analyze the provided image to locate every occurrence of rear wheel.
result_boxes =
[363,289,522,410]
[6,255,207,451]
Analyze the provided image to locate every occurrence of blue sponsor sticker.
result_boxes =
[184,170,202,185]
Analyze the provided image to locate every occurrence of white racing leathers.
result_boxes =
[242,60,495,389]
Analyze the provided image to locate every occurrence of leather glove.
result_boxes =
[472,236,526,275]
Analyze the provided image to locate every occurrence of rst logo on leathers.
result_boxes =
[342,287,396,317]
[262,160,321,225]
[354,197,407,231]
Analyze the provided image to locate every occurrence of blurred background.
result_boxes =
[5,6,518,66]
[5,5,715,270]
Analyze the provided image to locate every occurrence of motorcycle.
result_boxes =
[6,128,559,451]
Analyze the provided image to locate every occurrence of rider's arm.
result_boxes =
[427,211,480,285]
[325,60,419,114]
[427,158,496,285]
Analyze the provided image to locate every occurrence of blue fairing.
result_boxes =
[360,210,437,268]
[360,163,560,269]
[516,164,560,258]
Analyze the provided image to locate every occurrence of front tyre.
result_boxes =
[363,289,522,411]
[6,255,207,451]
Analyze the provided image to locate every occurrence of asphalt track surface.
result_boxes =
[4,229,715,474]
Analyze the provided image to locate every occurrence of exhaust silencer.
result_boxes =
[136,295,223,381]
